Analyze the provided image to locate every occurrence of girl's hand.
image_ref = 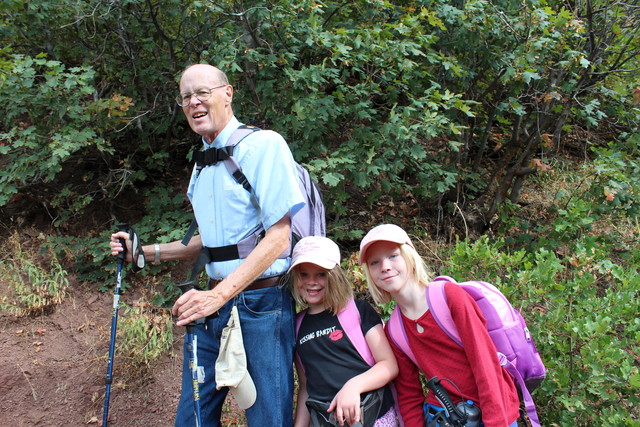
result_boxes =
[329,380,362,426]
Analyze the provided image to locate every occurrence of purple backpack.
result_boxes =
[387,276,545,427]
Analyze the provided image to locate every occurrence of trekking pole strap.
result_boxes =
[182,219,199,246]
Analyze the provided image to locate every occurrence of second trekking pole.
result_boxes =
[102,226,127,426]
[177,281,206,427]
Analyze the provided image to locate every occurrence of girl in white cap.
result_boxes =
[289,236,399,427]
[359,224,520,427]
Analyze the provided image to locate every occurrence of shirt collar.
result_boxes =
[201,116,242,149]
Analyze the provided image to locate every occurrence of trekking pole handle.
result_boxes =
[426,377,467,426]
[116,224,128,262]
[117,238,126,262]
[176,280,219,325]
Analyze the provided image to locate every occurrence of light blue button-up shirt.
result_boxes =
[187,117,305,280]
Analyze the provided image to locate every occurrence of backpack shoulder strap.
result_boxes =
[295,309,308,372]
[384,277,465,367]
[225,124,261,148]
[387,303,419,366]
[502,360,542,426]
[295,300,376,371]
[426,278,463,346]
[221,125,261,212]
[337,298,375,366]
[192,125,259,177]
[295,309,306,334]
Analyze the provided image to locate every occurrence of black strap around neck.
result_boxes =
[193,146,234,169]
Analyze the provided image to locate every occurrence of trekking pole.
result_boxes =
[102,226,128,427]
[177,280,206,427]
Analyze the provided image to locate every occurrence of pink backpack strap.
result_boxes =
[386,276,458,364]
[295,310,307,371]
[426,278,462,346]
[502,360,542,426]
[387,302,419,367]
[338,298,375,366]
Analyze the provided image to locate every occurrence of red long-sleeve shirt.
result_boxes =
[386,282,520,427]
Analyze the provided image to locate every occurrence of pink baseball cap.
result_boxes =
[359,224,414,264]
[288,236,341,272]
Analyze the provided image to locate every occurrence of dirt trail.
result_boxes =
[0,281,244,426]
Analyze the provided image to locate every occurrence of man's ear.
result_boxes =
[225,85,234,105]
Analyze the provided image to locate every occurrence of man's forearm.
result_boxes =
[143,235,203,264]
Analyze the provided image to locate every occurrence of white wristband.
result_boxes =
[153,243,161,265]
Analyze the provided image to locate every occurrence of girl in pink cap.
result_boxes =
[359,224,520,427]
[289,236,399,427]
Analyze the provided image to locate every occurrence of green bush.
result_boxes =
[0,54,138,223]
[439,234,639,425]
[45,185,192,288]
[1,0,638,236]
[0,234,69,316]
[114,300,174,379]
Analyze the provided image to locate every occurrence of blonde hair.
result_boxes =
[363,242,433,305]
[290,265,353,315]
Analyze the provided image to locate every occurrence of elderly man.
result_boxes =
[110,64,304,426]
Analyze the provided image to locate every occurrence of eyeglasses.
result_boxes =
[175,85,226,107]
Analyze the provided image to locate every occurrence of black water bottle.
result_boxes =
[455,400,481,427]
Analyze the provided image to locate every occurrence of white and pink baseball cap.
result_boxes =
[359,224,414,264]
[288,236,341,272]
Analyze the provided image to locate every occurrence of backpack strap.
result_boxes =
[387,303,420,367]
[220,126,261,214]
[426,279,463,346]
[503,360,542,426]
[385,276,459,365]
[337,298,375,367]
[295,310,308,371]
[386,276,457,366]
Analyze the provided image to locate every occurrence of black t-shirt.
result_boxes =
[296,299,394,415]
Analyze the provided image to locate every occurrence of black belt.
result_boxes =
[208,276,282,291]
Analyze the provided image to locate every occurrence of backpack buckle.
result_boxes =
[194,147,231,168]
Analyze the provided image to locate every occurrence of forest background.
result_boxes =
[0,0,639,426]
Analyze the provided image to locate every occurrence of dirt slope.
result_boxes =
[0,279,244,426]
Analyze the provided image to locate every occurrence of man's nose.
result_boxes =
[185,94,201,107]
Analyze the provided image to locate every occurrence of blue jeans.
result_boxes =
[175,284,296,427]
